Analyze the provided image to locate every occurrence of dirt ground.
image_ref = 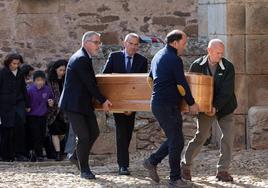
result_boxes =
[0,147,267,188]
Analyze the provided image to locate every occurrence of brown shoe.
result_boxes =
[181,168,192,181]
[216,171,234,182]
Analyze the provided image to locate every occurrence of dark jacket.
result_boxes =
[102,51,148,73]
[59,48,106,116]
[149,45,195,106]
[189,55,237,119]
[0,67,29,127]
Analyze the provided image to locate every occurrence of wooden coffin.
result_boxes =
[94,73,213,112]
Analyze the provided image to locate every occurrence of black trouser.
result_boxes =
[113,113,135,168]
[149,104,184,181]
[27,116,46,157]
[0,127,15,161]
[14,118,27,156]
[67,111,100,173]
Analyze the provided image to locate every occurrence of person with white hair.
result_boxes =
[181,39,237,182]
[59,31,112,180]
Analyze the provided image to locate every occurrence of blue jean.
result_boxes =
[149,104,184,181]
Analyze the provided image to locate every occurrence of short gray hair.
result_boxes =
[124,33,140,42]
[82,31,101,46]
[208,39,224,48]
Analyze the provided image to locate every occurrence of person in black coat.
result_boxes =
[0,53,30,161]
[103,33,148,175]
[59,31,112,180]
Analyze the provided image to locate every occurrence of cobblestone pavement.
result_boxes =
[0,148,267,188]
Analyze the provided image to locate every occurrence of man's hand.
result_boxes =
[48,99,54,107]
[102,100,112,112]
[25,108,31,112]
[189,103,199,115]
[205,107,216,117]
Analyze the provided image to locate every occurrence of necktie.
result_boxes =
[126,56,132,73]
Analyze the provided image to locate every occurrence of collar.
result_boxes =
[166,44,178,55]
[82,47,92,59]
[200,55,225,70]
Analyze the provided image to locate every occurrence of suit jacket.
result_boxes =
[102,51,148,73]
[59,48,106,116]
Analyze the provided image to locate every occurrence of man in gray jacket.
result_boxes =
[181,39,237,182]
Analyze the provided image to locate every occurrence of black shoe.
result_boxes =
[80,170,96,180]
[55,152,62,161]
[69,154,80,170]
[143,158,160,183]
[119,167,130,175]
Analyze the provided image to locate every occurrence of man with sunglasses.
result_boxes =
[103,33,148,175]
[59,31,112,180]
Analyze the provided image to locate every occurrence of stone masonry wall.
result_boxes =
[0,0,209,154]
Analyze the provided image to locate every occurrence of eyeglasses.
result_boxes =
[87,40,102,46]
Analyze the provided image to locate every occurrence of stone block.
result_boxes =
[208,3,227,35]
[248,106,268,150]
[246,2,268,34]
[226,2,245,34]
[17,0,60,14]
[198,4,208,38]
[91,132,116,155]
[183,24,198,37]
[152,16,186,26]
[234,74,248,114]
[226,35,245,74]
[246,35,268,74]
[100,31,120,45]
[100,15,120,23]
[248,75,268,107]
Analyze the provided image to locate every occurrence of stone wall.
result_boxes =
[0,0,209,154]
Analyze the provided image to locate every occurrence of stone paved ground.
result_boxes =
[0,148,267,188]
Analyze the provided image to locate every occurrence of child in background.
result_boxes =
[27,70,54,162]
[20,64,34,87]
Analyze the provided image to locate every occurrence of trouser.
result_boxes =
[65,122,76,154]
[113,113,135,168]
[66,111,100,172]
[149,104,184,181]
[27,116,46,157]
[0,127,15,161]
[181,113,235,172]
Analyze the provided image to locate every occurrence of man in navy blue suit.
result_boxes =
[59,31,112,180]
[103,33,148,175]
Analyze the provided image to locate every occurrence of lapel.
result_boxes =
[120,51,127,73]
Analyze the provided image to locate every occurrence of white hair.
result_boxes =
[124,33,140,42]
[82,31,100,46]
[208,39,224,48]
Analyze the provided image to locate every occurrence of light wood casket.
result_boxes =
[94,73,213,112]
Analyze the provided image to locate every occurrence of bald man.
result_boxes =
[181,39,237,182]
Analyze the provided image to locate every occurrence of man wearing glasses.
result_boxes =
[59,31,112,180]
[103,33,148,175]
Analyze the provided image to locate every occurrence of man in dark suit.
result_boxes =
[59,31,112,180]
[103,33,148,175]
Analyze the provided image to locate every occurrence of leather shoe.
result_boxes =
[216,171,234,182]
[80,170,96,180]
[119,167,130,175]
[181,168,192,181]
[143,158,160,183]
